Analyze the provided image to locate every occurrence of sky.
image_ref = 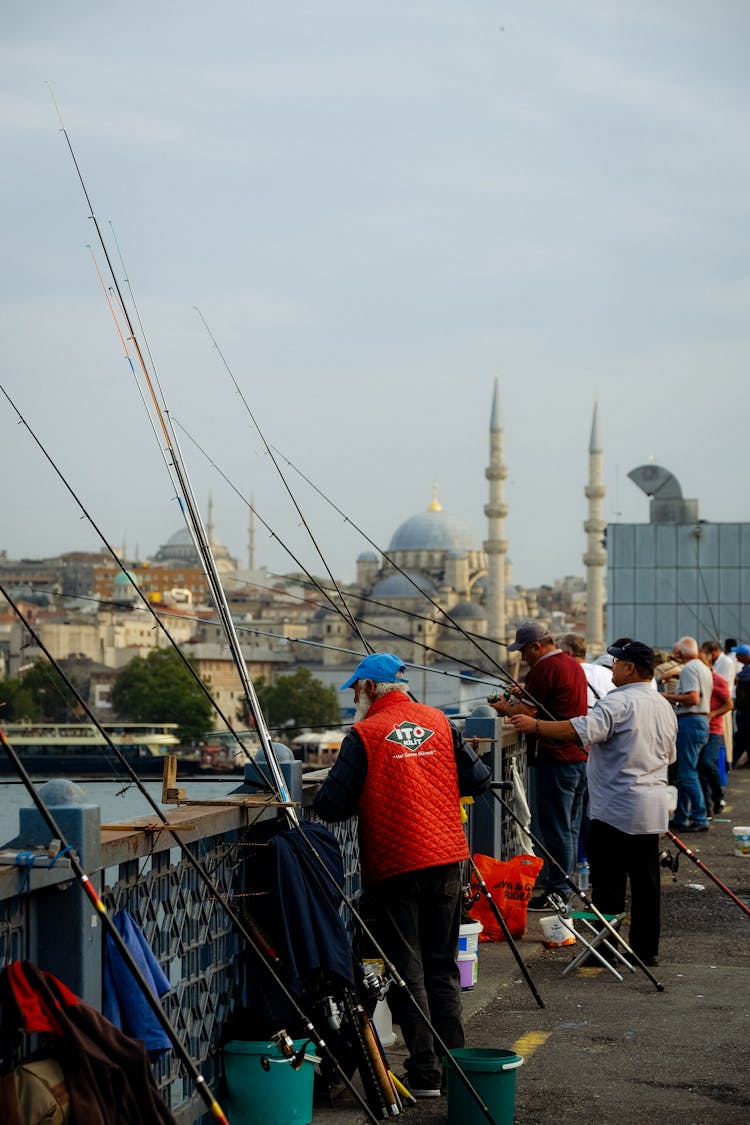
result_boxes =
[1,1,749,590]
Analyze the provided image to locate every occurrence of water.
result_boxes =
[0,778,237,845]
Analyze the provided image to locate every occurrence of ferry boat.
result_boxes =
[0,721,199,777]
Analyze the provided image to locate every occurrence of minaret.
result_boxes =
[207,492,216,546]
[248,494,256,572]
[584,402,606,655]
[484,377,508,662]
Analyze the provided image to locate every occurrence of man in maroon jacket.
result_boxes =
[490,621,588,909]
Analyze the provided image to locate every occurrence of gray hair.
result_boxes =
[367,681,410,700]
[676,636,699,658]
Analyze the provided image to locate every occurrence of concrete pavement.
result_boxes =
[312,769,750,1123]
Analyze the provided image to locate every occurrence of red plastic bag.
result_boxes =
[469,853,544,941]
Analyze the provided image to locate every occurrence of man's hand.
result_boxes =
[510,713,536,734]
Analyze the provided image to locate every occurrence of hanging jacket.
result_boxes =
[0,962,177,1125]
[354,693,469,885]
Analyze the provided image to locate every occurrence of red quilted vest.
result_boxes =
[354,692,469,886]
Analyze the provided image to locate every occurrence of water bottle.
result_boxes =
[576,859,590,892]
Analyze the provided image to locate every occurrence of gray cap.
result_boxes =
[507,620,552,652]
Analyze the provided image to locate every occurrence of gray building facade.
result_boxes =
[607,520,750,649]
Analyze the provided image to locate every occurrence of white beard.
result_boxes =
[354,692,374,722]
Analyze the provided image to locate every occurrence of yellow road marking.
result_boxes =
[512,1031,550,1059]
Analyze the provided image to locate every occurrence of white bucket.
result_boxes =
[539,914,576,948]
[458,921,483,957]
[733,826,750,857]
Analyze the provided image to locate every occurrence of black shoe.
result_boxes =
[683,822,710,833]
[625,952,659,967]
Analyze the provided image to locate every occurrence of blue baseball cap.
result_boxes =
[731,643,750,657]
[340,653,408,691]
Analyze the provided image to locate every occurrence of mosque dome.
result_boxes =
[357,550,379,563]
[113,570,138,587]
[371,572,437,600]
[447,600,486,621]
[388,486,478,553]
[151,497,236,575]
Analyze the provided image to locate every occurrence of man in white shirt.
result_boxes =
[510,641,677,966]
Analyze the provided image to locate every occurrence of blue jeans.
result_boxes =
[674,715,709,827]
[533,757,587,894]
[699,733,724,813]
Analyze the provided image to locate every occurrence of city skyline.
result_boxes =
[2,3,749,587]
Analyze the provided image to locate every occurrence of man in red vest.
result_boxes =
[314,652,491,1100]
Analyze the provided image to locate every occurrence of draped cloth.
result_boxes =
[0,961,177,1125]
[103,909,172,1054]
[268,823,356,994]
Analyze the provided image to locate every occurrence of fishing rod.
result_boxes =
[188,315,515,688]
[52,107,500,1122]
[50,98,293,822]
[270,443,514,668]
[269,567,510,647]
[40,583,508,694]
[0,583,384,1122]
[665,830,750,919]
[174,418,567,721]
[483,784,665,991]
[174,417,522,684]
[0,724,230,1124]
[0,381,270,793]
[194,304,369,653]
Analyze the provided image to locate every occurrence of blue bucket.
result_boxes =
[445,1047,524,1125]
[223,1039,318,1125]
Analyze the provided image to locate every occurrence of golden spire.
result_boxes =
[428,481,442,512]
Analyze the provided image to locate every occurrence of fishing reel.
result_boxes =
[659,849,679,881]
[487,689,514,704]
[262,1030,312,1071]
[320,995,345,1031]
[462,883,480,913]
[360,961,388,1003]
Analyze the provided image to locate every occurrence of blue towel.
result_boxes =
[103,909,172,1054]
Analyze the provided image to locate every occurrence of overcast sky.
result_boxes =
[2,2,748,590]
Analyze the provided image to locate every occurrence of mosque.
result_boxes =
[141,381,607,687]
[306,384,605,675]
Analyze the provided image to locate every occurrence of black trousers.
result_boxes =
[589,819,661,961]
[370,862,464,1089]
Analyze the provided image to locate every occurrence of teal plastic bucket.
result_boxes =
[445,1047,524,1125]
[223,1039,318,1125]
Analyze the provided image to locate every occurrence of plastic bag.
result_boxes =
[469,853,544,942]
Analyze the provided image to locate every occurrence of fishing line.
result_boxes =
[174,420,526,696]
[0,724,231,1124]
[47,93,291,815]
[51,101,501,1120]
[32,587,506,696]
[193,306,369,652]
[0,583,382,1122]
[0,381,269,790]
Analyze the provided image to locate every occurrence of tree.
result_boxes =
[255,667,341,739]
[19,660,84,721]
[0,676,40,721]
[110,648,213,742]
[0,660,83,722]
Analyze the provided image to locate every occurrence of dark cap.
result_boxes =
[508,620,553,652]
[607,640,656,671]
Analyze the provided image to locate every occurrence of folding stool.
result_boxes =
[556,909,633,980]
